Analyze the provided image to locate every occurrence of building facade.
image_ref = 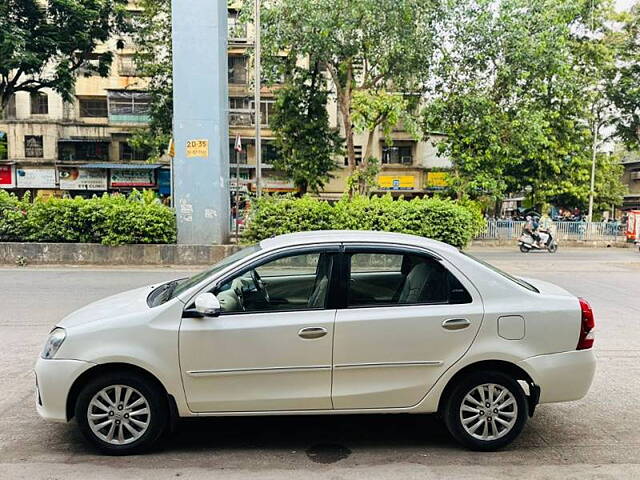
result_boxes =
[0,4,451,200]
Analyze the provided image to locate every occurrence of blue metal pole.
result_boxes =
[171,0,230,244]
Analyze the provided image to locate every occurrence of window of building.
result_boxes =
[228,9,247,39]
[262,142,281,165]
[30,92,49,115]
[229,141,248,164]
[250,100,276,126]
[0,131,7,160]
[214,251,333,313]
[347,251,472,307]
[3,95,16,119]
[78,53,106,76]
[79,98,108,117]
[108,91,151,116]
[59,141,109,161]
[228,56,248,84]
[344,145,363,166]
[382,145,413,165]
[120,142,148,161]
[25,136,44,158]
[118,55,138,76]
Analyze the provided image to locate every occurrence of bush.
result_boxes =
[243,194,486,248]
[0,190,176,245]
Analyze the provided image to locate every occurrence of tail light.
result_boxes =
[577,298,595,350]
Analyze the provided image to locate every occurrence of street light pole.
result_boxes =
[588,118,598,222]
[254,0,262,198]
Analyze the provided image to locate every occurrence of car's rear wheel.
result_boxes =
[74,372,168,455]
[443,371,528,451]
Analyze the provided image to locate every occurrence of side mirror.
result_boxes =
[194,292,222,317]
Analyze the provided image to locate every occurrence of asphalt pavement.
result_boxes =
[1,247,639,479]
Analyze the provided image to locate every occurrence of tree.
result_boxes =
[0,0,127,109]
[423,0,626,213]
[256,0,443,176]
[128,0,173,161]
[270,64,343,194]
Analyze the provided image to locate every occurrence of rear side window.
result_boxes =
[347,251,472,307]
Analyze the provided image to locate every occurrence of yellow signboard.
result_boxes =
[378,175,415,190]
[427,172,448,189]
[186,139,209,158]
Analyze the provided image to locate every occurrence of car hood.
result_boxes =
[518,276,574,297]
[58,284,155,329]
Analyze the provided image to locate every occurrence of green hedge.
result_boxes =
[243,194,486,248]
[0,190,176,246]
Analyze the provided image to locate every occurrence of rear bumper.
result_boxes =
[34,358,95,422]
[518,349,596,404]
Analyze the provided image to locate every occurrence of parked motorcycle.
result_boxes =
[518,229,558,253]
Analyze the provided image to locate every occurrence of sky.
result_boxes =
[617,0,638,10]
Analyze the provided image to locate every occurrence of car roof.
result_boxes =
[259,230,459,255]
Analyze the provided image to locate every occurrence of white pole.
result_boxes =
[254,0,262,198]
[588,118,597,222]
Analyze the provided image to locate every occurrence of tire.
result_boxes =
[548,243,558,253]
[519,244,530,253]
[443,371,528,451]
[74,371,168,455]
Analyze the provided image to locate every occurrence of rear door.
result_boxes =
[332,246,484,409]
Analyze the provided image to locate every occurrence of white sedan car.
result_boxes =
[35,231,596,454]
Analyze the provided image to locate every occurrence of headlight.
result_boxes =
[41,328,66,359]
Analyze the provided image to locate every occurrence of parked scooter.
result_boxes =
[518,229,558,253]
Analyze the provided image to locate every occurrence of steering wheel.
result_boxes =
[250,269,270,303]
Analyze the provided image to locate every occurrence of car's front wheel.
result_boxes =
[74,372,168,455]
[443,371,528,451]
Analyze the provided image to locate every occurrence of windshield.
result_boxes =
[171,244,261,299]
[148,244,262,306]
[462,252,539,293]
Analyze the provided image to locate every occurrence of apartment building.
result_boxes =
[0,5,451,200]
[621,150,640,211]
[227,5,452,199]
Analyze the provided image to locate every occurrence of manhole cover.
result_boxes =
[306,443,351,464]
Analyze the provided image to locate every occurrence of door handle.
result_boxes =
[298,327,328,339]
[442,318,471,331]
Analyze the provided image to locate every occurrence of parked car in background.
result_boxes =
[35,231,596,454]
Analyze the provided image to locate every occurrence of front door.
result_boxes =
[332,247,484,409]
[180,248,337,413]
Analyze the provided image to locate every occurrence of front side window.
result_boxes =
[215,251,334,314]
[30,92,48,115]
[347,251,471,307]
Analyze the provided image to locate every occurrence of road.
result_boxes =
[1,248,639,479]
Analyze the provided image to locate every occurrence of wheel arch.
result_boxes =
[65,362,178,423]
[436,360,538,416]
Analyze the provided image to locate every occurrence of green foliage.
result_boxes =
[129,0,173,160]
[0,0,127,107]
[243,194,486,248]
[270,65,343,194]
[255,0,443,170]
[0,190,176,245]
[424,0,628,212]
[346,158,380,197]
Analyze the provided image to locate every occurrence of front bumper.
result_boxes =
[518,349,596,404]
[34,358,95,422]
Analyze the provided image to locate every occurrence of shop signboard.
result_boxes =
[0,165,15,188]
[58,167,108,190]
[378,175,415,191]
[15,167,56,188]
[110,169,156,188]
[426,171,448,190]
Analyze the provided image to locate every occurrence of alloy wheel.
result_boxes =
[87,385,151,446]
[459,383,518,441]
